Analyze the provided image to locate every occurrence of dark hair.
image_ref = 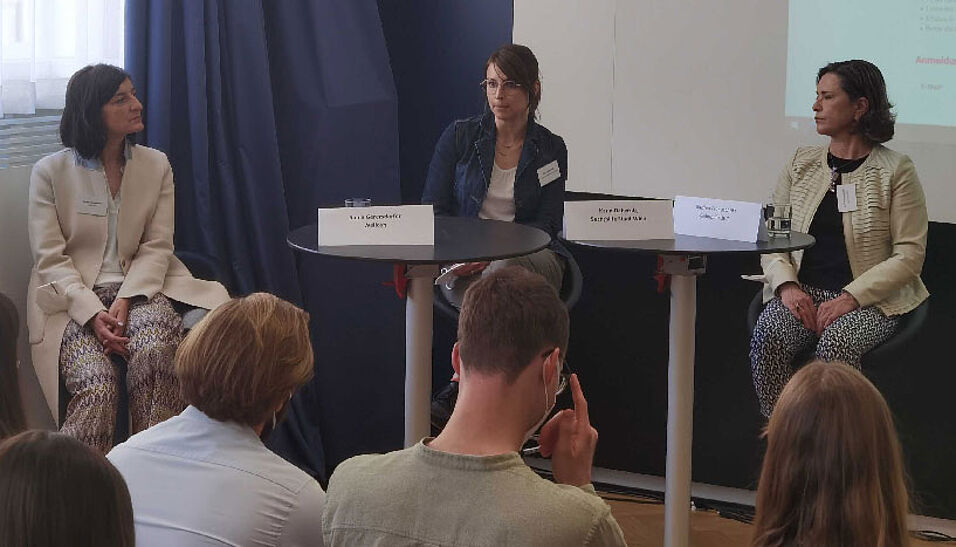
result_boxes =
[752,362,910,547]
[817,60,895,143]
[175,293,314,427]
[0,430,135,547]
[0,292,26,440]
[485,44,542,121]
[60,64,135,159]
[458,267,569,382]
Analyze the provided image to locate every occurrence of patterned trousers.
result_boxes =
[749,284,898,417]
[59,284,185,453]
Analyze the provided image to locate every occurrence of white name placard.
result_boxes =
[564,200,674,240]
[673,196,763,242]
[317,204,434,246]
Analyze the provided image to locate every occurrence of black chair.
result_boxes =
[430,251,584,432]
[433,250,585,321]
[57,250,223,445]
[746,289,929,367]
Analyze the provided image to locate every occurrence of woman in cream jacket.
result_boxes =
[27,64,228,452]
[750,60,928,417]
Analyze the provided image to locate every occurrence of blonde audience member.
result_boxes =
[108,292,324,546]
[0,430,135,547]
[752,361,910,547]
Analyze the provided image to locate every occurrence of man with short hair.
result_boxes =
[323,267,627,546]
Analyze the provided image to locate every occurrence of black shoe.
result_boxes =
[430,381,459,432]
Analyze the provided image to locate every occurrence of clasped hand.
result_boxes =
[779,283,858,335]
[89,297,130,357]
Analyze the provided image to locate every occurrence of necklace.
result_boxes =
[828,154,864,192]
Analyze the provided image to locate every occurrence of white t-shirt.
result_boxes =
[478,163,517,222]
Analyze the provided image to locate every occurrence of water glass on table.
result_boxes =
[765,203,792,238]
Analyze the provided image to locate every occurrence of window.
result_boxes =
[1,0,124,167]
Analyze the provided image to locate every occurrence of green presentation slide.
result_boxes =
[786,0,956,127]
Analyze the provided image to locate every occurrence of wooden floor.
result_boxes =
[603,493,956,547]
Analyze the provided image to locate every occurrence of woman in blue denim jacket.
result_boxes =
[422,44,568,306]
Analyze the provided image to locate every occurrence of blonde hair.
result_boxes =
[752,361,910,547]
[175,293,313,427]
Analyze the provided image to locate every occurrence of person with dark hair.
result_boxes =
[750,60,928,416]
[752,361,911,547]
[108,292,324,546]
[423,43,570,424]
[0,292,26,440]
[0,429,135,547]
[422,43,568,305]
[27,64,229,452]
[323,267,626,546]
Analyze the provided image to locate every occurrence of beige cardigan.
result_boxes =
[27,146,229,419]
[761,145,929,316]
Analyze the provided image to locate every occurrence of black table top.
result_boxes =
[287,216,552,264]
[568,232,815,256]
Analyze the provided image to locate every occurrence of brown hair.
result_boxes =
[752,361,910,547]
[0,292,26,440]
[60,64,136,159]
[0,430,135,547]
[175,292,314,427]
[485,43,542,121]
[458,266,568,382]
[817,60,895,144]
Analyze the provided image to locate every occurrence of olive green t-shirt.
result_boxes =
[322,440,627,546]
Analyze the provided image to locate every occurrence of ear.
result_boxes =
[451,342,462,377]
[855,96,869,121]
[543,348,560,386]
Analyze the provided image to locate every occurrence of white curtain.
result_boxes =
[0,0,124,117]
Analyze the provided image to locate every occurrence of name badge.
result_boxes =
[537,160,561,186]
[76,197,107,216]
[836,183,858,212]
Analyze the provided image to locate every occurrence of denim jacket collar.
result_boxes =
[475,111,542,184]
[73,139,134,171]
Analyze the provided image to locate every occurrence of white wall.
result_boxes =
[0,165,56,428]
[514,0,616,194]
[515,0,956,222]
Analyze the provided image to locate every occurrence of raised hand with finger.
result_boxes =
[538,373,599,487]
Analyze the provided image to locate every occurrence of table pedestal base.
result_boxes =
[664,273,697,547]
[404,265,440,447]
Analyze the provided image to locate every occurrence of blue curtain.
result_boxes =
[126,0,403,481]
[126,0,300,300]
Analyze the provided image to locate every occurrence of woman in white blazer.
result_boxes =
[27,64,229,453]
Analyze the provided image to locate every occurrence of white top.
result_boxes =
[478,163,517,222]
[94,185,124,286]
[107,406,326,547]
